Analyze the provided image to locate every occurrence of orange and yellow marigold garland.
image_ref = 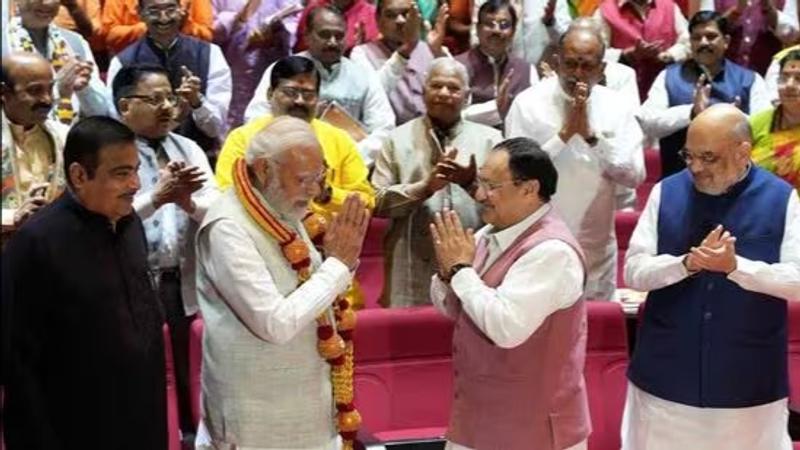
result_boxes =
[232,158,360,449]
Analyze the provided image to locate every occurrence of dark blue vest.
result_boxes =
[628,166,792,408]
[117,35,215,154]
[660,60,754,179]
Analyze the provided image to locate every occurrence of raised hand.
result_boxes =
[398,3,423,58]
[692,73,711,117]
[496,68,515,117]
[13,183,50,227]
[560,81,592,142]
[57,57,93,97]
[177,66,202,109]
[322,193,370,269]
[437,149,476,189]
[426,4,449,57]
[430,208,476,276]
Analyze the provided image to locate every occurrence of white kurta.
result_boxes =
[506,76,646,300]
[622,181,800,450]
[430,204,587,450]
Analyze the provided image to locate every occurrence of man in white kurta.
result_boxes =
[194,117,369,450]
[623,104,800,450]
[506,27,645,300]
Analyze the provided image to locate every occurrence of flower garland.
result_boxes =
[8,17,75,124]
[232,158,361,449]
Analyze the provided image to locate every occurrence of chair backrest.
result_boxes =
[353,306,454,443]
[615,211,641,288]
[163,324,182,450]
[636,149,661,210]
[788,301,800,409]
[585,302,630,450]
[188,317,204,428]
[356,217,389,309]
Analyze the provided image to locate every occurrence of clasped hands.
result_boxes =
[684,224,738,275]
[152,161,206,213]
[423,147,477,197]
[430,209,476,280]
[322,194,370,270]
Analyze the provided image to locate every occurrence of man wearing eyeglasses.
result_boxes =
[100,0,212,54]
[107,0,232,162]
[638,10,771,179]
[506,26,645,301]
[429,137,590,450]
[245,6,395,165]
[455,0,538,129]
[623,104,800,450]
[112,63,219,441]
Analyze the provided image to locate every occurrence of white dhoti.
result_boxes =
[622,382,792,450]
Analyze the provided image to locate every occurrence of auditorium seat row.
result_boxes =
[185,301,800,449]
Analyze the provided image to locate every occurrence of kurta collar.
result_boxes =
[484,203,552,253]
[423,115,465,146]
[617,0,654,9]
[299,51,342,81]
[684,58,731,82]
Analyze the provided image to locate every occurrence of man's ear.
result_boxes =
[68,162,88,191]
[251,158,271,187]
[117,98,131,116]
[525,179,540,198]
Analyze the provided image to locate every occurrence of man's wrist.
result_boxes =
[441,262,472,283]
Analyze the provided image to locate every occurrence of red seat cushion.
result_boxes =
[354,307,454,443]
[585,302,630,450]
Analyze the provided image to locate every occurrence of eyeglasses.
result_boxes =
[296,168,327,186]
[125,94,179,106]
[277,86,318,102]
[678,149,721,166]
[476,177,520,193]
[479,19,513,31]
[141,5,180,18]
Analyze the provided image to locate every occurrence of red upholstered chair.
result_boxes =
[636,149,661,210]
[353,306,454,443]
[356,217,389,309]
[789,301,800,410]
[163,324,182,450]
[615,211,641,288]
[585,302,630,450]
[188,317,204,428]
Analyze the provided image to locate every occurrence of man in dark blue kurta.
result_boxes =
[622,104,800,450]
[2,117,167,450]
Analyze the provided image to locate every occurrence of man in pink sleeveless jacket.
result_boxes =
[430,137,591,450]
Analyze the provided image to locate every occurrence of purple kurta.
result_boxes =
[212,0,300,130]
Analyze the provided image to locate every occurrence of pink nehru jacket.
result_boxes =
[447,209,591,450]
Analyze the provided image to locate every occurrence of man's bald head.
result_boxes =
[568,17,604,37]
[1,52,55,126]
[684,104,752,195]
[559,27,605,61]
[557,27,606,95]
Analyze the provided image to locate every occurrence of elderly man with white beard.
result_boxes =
[194,116,370,450]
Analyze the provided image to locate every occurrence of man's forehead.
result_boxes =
[313,12,345,30]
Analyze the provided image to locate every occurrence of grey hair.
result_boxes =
[425,57,470,87]
[730,114,753,143]
[244,116,320,166]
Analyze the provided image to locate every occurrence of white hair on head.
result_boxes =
[244,115,320,166]
[426,57,470,87]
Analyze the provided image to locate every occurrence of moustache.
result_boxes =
[33,103,53,113]
[697,46,714,53]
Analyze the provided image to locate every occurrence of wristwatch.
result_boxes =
[442,263,472,283]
